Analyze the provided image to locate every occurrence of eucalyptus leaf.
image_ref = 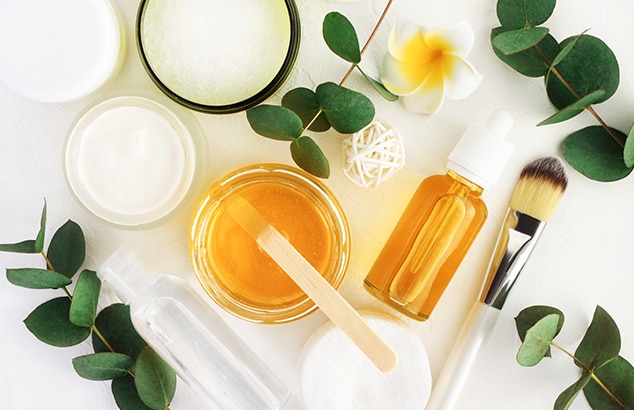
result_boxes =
[357,66,399,102]
[562,126,631,182]
[575,306,621,371]
[516,313,560,366]
[546,35,619,110]
[35,199,47,253]
[538,90,607,126]
[315,82,374,134]
[515,305,564,357]
[24,297,91,347]
[290,136,330,178]
[584,355,634,410]
[549,30,589,68]
[70,270,101,328]
[113,375,153,410]
[135,346,177,410]
[246,105,303,141]
[93,304,147,360]
[553,372,592,410]
[282,88,331,132]
[6,268,72,289]
[492,27,550,55]
[496,0,556,29]
[322,12,361,64]
[73,352,134,381]
[0,240,38,254]
[623,124,634,168]
[491,27,560,77]
[47,220,85,279]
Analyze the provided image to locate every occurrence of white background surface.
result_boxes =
[1,0,634,409]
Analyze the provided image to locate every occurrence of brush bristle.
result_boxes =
[509,156,568,221]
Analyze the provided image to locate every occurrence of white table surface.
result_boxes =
[2,0,633,409]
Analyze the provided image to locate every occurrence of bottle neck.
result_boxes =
[447,169,484,196]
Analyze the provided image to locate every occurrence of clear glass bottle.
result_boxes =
[364,110,515,321]
[97,246,290,410]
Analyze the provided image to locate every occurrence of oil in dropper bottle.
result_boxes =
[364,109,515,321]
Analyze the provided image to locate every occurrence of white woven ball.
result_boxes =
[343,120,405,187]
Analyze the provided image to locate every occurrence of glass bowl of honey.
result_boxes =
[190,163,350,324]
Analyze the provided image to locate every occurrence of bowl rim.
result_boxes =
[135,0,301,114]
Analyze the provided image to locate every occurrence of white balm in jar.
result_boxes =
[64,95,203,228]
[137,0,300,113]
[0,0,124,103]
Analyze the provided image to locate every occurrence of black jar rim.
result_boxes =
[136,0,301,114]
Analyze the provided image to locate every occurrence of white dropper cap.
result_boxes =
[97,246,155,304]
[447,109,515,190]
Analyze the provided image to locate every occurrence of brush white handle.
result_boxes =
[426,302,500,410]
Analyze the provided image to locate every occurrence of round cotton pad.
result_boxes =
[0,0,123,103]
[298,312,432,410]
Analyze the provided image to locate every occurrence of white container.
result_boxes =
[0,0,124,103]
[98,246,290,410]
[64,94,204,228]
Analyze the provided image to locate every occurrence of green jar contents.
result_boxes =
[137,0,300,113]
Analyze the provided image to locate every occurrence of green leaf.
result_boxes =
[491,27,560,77]
[624,124,634,168]
[554,372,593,410]
[497,0,556,29]
[73,352,134,381]
[290,136,331,178]
[575,306,621,371]
[549,30,588,68]
[516,313,560,366]
[113,375,153,410]
[93,304,147,360]
[515,305,564,358]
[322,12,361,64]
[546,35,619,110]
[538,90,607,126]
[357,66,399,102]
[70,270,101,327]
[492,27,549,55]
[0,240,37,254]
[584,356,634,410]
[282,88,331,132]
[246,105,303,141]
[135,346,177,410]
[315,82,375,134]
[47,220,85,279]
[6,268,72,289]
[35,199,47,253]
[24,297,91,347]
[562,126,632,182]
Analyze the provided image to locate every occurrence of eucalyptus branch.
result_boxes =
[302,0,394,135]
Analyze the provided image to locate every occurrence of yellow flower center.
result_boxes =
[400,34,455,89]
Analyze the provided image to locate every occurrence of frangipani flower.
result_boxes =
[380,20,483,115]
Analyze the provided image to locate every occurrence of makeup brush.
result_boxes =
[426,156,568,410]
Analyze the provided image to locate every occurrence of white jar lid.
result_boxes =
[0,0,123,103]
[298,311,432,410]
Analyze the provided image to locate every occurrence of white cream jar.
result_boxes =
[64,94,204,228]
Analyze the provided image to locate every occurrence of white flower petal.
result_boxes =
[388,20,427,62]
[403,79,446,115]
[380,54,431,95]
[425,20,475,58]
[444,56,483,100]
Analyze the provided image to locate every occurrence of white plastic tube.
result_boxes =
[426,302,501,410]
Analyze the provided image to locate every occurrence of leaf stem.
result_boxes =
[550,342,627,409]
[302,0,394,134]
[535,44,625,147]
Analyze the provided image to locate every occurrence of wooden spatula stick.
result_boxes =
[227,196,398,373]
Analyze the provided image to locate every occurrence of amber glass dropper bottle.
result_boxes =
[364,109,515,321]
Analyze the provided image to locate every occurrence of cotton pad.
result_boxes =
[298,311,432,410]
